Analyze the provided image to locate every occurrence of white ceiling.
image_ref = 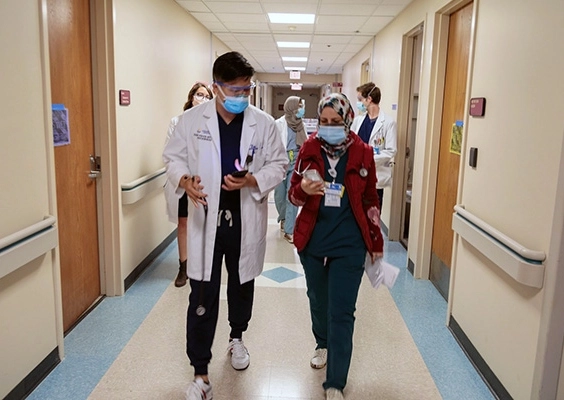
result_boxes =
[175,0,414,75]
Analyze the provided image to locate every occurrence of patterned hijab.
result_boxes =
[284,96,307,146]
[316,93,355,159]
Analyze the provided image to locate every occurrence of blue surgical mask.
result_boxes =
[218,86,249,114]
[296,108,305,119]
[317,125,346,145]
[357,101,367,113]
[223,95,249,114]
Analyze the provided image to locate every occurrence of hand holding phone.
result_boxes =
[231,170,248,178]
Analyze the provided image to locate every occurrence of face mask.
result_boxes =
[357,101,366,113]
[317,125,346,145]
[217,85,249,114]
[296,108,305,119]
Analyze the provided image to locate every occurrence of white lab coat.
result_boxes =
[163,100,287,284]
[163,115,181,224]
[274,116,308,150]
[350,110,397,188]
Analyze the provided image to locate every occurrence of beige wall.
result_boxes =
[452,0,564,397]
[0,0,61,397]
[342,0,564,398]
[270,87,321,120]
[112,0,228,278]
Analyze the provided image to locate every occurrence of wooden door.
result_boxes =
[400,30,423,248]
[47,0,101,331]
[430,3,473,299]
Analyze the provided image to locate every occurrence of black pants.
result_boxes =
[186,208,254,376]
[377,188,384,210]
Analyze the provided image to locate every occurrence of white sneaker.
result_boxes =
[310,348,327,369]
[325,388,344,400]
[185,377,213,400]
[228,338,250,370]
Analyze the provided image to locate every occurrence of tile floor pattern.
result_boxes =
[27,202,495,400]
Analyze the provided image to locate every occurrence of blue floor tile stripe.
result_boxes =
[27,237,494,400]
[27,245,179,400]
[384,240,494,399]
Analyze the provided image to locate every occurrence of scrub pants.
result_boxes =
[299,250,365,391]
[186,208,254,376]
[274,154,297,235]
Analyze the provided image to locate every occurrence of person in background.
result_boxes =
[288,93,384,400]
[163,51,286,400]
[164,82,213,288]
[274,96,307,243]
[351,82,397,209]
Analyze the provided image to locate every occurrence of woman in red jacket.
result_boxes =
[288,92,384,400]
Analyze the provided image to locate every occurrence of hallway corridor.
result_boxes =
[27,201,494,400]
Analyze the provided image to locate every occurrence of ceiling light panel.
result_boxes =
[282,57,308,62]
[277,41,310,48]
[268,13,315,24]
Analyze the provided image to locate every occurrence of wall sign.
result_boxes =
[469,97,486,116]
[52,103,70,146]
[119,89,131,106]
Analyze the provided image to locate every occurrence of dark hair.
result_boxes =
[356,82,381,105]
[183,82,213,111]
[212,51,255,83]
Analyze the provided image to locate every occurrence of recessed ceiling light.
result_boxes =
[282,57,308,62]
[268,13,315,24]
[284,67,306,71]
[277,42,310,49]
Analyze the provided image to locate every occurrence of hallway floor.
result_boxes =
[27,202,495,400]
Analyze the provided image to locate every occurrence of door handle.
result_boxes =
[89,155,101,180]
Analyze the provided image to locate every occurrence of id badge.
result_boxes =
[324,182,344,207]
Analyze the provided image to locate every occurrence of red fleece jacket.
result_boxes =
[289,132,384,255]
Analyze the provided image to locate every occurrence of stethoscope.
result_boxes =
[296,159,369,179]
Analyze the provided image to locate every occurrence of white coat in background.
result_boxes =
[163,100,287,284]
[350,110,397,188]
[163,115,181,224]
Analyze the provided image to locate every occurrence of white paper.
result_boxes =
[364,254,400,289]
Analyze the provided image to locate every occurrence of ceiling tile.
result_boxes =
[174,0,415,74]
[205,2,264,14]
[176,1,210,12]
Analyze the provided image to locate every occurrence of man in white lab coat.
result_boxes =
[351,83,397,209]
[163,51,287,400]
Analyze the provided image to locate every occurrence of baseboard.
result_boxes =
[407,258,414,275]
[449,317,513,400]
[4,347,60,400]
[430,253,450,301]
[124,229,176,291]
[381,221,389,237]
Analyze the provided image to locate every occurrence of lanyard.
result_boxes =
[327,156,339,182]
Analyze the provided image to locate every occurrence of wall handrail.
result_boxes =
[452,205,545,288]
[120,167,167,205]
[454,205,545,262]
[0,216,58,280]
[0,215,56,252]
[121,167,166,191]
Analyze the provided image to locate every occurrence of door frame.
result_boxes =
[388,23,424,243]
[90,0,123,296]
[412,0,476,285]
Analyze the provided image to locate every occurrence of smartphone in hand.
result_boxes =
[231,170,248,178]
[303,169,322,181]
